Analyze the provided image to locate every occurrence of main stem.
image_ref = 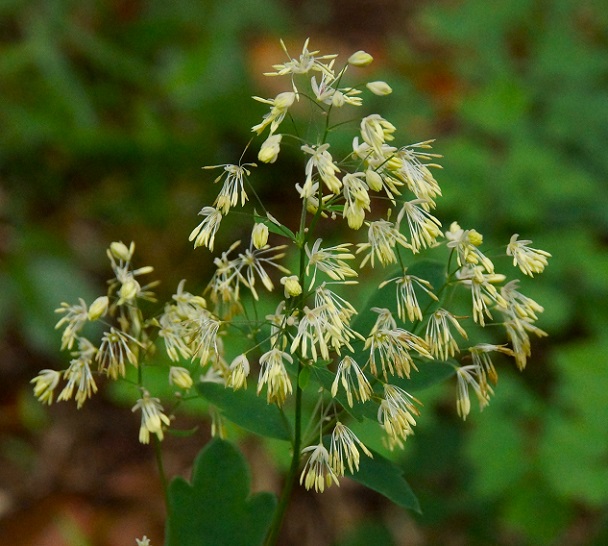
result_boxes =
[264,362,303,546]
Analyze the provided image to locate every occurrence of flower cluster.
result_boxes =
[34,39,550,495]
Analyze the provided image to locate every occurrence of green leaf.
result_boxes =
[197,382,291,441]
[165,438,277,546]
[390,359,456,392]
[298,365,311,390]
[348,449,421,513]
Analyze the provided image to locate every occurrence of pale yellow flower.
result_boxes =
[190,315,222,365]
[301,143,342,195]
[310,73,363,107]
[290,305,341,361]
[31,369,61,405]
[251,91,296,135]
[503,317,547,370]
[300,443,339,492]
[330,422,372,476]
[158,285,206,361]
[257,348,293,406]
[264,38,337,91]
[365,168,383,192]
[365,323,432,380]
[96,327,139,379]
[132,392,171,444]
[357,217,411,268]
[425,308,468,361]
[360,114,396,156]
[445,222,495,273]
[118,274,141,305]
[499,280,544,322]
[305,239,357,287]
[331,355,373,407]
[210,405,227,439]
[468,343,513,391]
[398,199,442,253]
[378,384,421,449]
[506,234,551,276]
[227,354,250,390]
[205,163,255,214]
[393,142,442,205]
[169,366,193,390]
[342,172,371,230]
[379,273,438,323]
[205,242,244,318]
[55,299,89,351]
[455,365,492,420]
[456,266,507,326]
[237,245,289,300]
[189,207,223,252]
[58,356,98,408]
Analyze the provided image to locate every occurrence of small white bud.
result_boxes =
[252,223,269,249]
[258,134,282,164]
[348,50,374,67]
[109,241,133,262]
[366,81,393,96]
[119,277,140,303]
[365,169,383,192]
[280,275,302,298]
[87,296,109,321]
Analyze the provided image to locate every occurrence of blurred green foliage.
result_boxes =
[390,0,608,544]
[2,0,608,544]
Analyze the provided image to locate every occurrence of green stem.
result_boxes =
[153,435,170,509]
[264,362,303,546]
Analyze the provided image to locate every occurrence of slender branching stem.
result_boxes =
[153,435,170,510]
[264,362,303,546]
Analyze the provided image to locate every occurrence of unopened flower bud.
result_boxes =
[169,366,193,390]
[281,275,302,298]
[365,169,383,191]
[119,277,140,303]
[274,91,296,109]
[366,81,393,96]
[331,91,345,107]
[258,134,282,164]
[468,229,483,246]
[348,50,374,67]
[252,223,269,249]
[87,296,109,321]
[109,241,133,262]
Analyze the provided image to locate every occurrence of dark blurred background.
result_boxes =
[1,0,608,544]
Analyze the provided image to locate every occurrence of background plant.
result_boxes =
[32,39,551,546]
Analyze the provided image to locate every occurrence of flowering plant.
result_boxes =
[33,39,550,546]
